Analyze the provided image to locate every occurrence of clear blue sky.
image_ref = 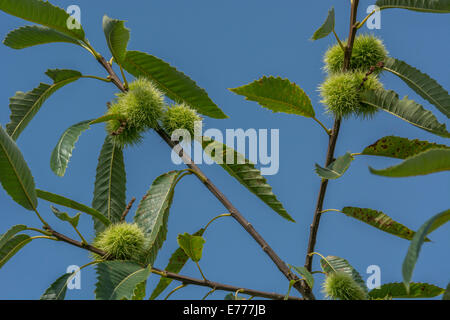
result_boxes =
[0,0,448,300]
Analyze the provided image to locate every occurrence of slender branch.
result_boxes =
[90,46,313,299]
[312,117,331,135]
[332,30,345,52]
[164,284,187,300]
[121,197,136,222]
[304,0,360,285]
[156,128,313,299]
[152,267,302,300]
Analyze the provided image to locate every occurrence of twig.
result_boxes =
[121,197,136,222]
[304,0,361,288]
[40,226,300,300]
[92,49,312,299]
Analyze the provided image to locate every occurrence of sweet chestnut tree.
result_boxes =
[0,0,449,300]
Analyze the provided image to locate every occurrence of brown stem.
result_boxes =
[304,0,360,281]
[121,197,136,221]
[152,267,302,300]
[93,51,312,299]
[45,226,299,300]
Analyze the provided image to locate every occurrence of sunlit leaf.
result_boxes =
[311,7,335,40]
[403,209,450,292]
[0,126,37,210]
[369,282,445,299]
[369,148,450,177]
[122,50,227,119]
[315,152,354,180]
[360,89,450,138]
[361,135,449,159]
[177,233,205,262]
[384,57,450,118]
[50,206,80,228]
[230,76,315,118]
[375,0,450,13]
[50,120,91,177]
[0,234,32,269]
[40,272,73,300]
[102,15,130,65]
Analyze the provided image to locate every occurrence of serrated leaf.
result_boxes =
[177,233,206,262]
[0,0,86,39]
[369,148,450,177]
[36,189,110,227]
[92,135,126,234]
[40,272,73,300]
[3,25,82,49]
[320,256,368,294]
[103,15,130,65]
[289,265,314,289]
[360,89,450,138]
[341,207,427,241]
[50,206,80,228]
[361,135,449,159]
[315,152,354,180]
[95,261,152,300]
[0,234,32,269]
[131,281,146,300]
[202,137,295,222]
[134,171,182,265]
[230,76,315,118]
[403,209,450,292]
[150,228,205,300]
[369,282,445,299]
[50,120,91,177]
[0,225,27,249]
[375,0,450,13]
[384,57,450,118]
[7,69,83,140]
[311,7,335,40]
[122,50,227,119]
[0,126,37,210]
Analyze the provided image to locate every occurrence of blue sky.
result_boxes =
[0,0,448,300]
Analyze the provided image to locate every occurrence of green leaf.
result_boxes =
[95,261,152,300]
[230,76,315,118]
[0,225,27,249]
[50,120,91,177]
[131,281,147,300]
[36,189,110,227]
[7,69,83,140]
[341,207,427,241]
[315,152,354,180]
[92,135,126,234]
[40,272,73,300]
[311,7,335,40]
[3,25,82,49]
[375,0,450,13]
[0,234,32,269]
[177,233,206,263]
[122,50,227,119]
[403,209,450,292]
[0,126,37,210]
[369,148,450,177]
[384,57,450,118]
[134,171,182,265]
[289,265,314,289]
[224,293,246,300]
[361,135,449,159]
[443,283,450,300]
[0,0,86,39]
[202,137,295,222]
[50,206,80,228]
[150,228,205,300]
[360,89,450,138]
[369,282,445,299]
[102,15,130,65]
[320,255,368,294]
